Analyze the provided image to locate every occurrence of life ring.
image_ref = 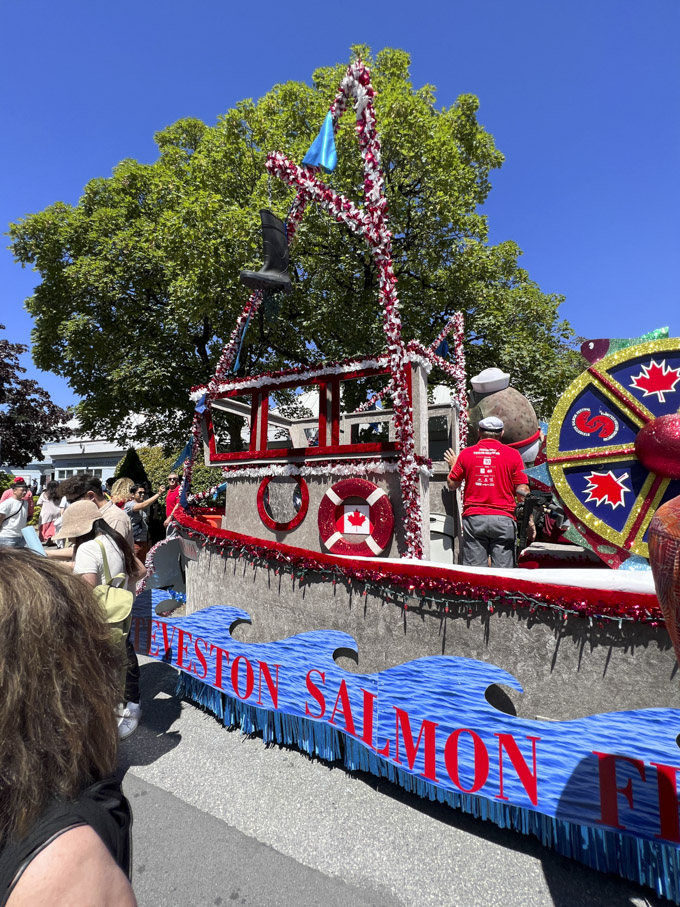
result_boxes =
[318,478,393,557]
[257,476,309,532]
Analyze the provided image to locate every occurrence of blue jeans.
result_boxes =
[0,536,26,548]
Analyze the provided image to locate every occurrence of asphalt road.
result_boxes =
[119,657,662,907]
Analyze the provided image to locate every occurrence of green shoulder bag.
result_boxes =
[94,539,134,694]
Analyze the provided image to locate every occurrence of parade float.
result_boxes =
[132,61,680,902]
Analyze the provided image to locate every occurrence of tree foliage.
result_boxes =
[9,46,581,449]
[0,325,69,467]
[0,472,16,495]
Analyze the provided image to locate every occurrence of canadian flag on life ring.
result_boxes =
[318,478,394,557]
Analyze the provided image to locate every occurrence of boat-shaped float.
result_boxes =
[132,60,680,902]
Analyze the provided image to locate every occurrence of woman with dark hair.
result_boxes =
[37,480,61,545]
[55,501,143,740]
[0,549,135,905]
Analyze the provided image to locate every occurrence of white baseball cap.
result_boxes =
[478,416,504,431]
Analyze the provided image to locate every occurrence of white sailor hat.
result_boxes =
[471,368,510,394]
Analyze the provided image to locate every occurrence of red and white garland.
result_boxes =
[208,291,262,393]
[408,340,468,446]
[192,355,390,401]
[266,60,423,557]
[431,312,461,356]
[353,314,468,422]
[134,536,178,597]
[183,61,470,556]
[216,457,432,480]
[450,312,468,446]
[173,506,664,626]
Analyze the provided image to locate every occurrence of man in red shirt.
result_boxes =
[164,472,181,536]
[445,416,529,568]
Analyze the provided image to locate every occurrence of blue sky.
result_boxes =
[2,0,678,408]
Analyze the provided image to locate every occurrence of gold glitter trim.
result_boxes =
[631,476,670,559]
[550,466,636,551]
[547,369,596,462]
[595,336,680,373]
[618,471,657,556]
[590,336,680,421]
[547,444,636,463]
[547,336,680,559]
[546,374,642,465]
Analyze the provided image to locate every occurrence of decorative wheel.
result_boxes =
[547,338,680,564]
[318,478,394,557]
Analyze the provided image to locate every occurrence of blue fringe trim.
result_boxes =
[176,672,680,903]
[177,672,343,761]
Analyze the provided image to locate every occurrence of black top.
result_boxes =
[0,777,132,905]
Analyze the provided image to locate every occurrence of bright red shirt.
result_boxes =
[166,485,181,517]
[449,439,528,519]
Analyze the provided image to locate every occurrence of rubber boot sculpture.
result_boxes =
[240,209,292,295]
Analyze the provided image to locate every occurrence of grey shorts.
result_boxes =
[462,514,515,568]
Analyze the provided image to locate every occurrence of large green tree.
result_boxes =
[9,47,581,448]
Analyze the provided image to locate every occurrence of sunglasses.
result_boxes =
[167,478,179,483]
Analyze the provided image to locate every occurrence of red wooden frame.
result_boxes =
[204,363,402,467]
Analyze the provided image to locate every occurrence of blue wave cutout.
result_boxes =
[131,590,680,903]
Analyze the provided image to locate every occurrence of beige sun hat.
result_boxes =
[54,500,102,540]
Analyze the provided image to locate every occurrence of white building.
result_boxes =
[2,423,128,488]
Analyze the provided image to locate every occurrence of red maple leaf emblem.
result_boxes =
[583,471,630,510]
[346,510,367,528]
[629,359,680,403]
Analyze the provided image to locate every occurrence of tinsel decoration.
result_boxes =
[265,59,424,558]
[135,536,178,596]
[173,506,664,626]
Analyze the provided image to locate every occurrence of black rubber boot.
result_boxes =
[240,209,292,295]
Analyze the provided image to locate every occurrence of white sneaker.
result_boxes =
[118,701,142,740]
